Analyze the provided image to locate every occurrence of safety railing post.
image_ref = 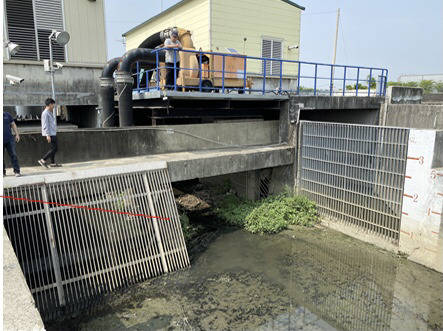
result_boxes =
[136,62,140,92]
[222,54,225,94]
[146,68,150,92]
[199,52,202,92]
[356,67,360,96]
[262,59,266,95]
[330,65,333,96]
[314,64,318,96]
[384,69,389,96]
[279,60,283,94]
[343,66,347,96]
[297,62,301,95]
[243,56,247,93]
[155,50,160,90]
[368,68,372,97]
[173,49,177,91]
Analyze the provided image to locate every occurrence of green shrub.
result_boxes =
[215,193,258,227]
[216,193,319,234]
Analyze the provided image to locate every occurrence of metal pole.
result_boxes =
[331,8,340,90]
[49,32,56,100]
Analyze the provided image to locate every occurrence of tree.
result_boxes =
[419,80,435,94]
[435,82,443,93]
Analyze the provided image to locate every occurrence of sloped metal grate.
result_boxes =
[3,162,189,321]
[298,121,409,243]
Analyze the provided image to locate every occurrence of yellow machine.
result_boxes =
[156,28,252,92]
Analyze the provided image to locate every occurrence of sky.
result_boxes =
[104,0,443,81]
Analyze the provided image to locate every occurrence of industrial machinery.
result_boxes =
[135,27,252,92]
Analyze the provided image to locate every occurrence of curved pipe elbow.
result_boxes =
[101,57,121,78]
[119,48,165,73]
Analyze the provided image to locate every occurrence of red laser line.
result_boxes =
[0,195,170,221]
[405,175,412,179]
[403,193,413,199]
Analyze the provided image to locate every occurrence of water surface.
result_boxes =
[58,227,443,330]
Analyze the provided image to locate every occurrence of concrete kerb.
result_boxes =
[4,161,167,188]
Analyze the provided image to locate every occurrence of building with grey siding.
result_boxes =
[3,0,108,126]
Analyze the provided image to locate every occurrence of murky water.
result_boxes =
[54,226,443,331]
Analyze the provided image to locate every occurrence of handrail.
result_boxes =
[131,48,388,97]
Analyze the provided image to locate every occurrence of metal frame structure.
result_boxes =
[298,121,409,243]
[133,48,388,96]
[3,162,189,321]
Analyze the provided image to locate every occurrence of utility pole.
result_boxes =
[331,8,340,91]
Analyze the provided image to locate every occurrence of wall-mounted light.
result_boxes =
[288,45,299,51]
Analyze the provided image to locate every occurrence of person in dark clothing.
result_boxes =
[38,98,61,168]
[3,111,21,177]
[164,31,182,89]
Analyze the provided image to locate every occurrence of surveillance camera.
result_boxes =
[54,62,64,70]
[288,45,299,50]
[6,74,24,86]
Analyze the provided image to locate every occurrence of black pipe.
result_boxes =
[98,57,121,127]
[116,48,165,127]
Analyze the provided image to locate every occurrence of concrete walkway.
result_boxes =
[4,144,294,187]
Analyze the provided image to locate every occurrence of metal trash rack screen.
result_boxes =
[298,121,409,243]
[3,162,189,321]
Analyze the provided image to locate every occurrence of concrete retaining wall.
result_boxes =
[381,104,443,129]
[3,61,102,106]
[3,228,44,330]
[5,120,279,168]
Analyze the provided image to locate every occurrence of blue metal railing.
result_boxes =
[132,48,388,97]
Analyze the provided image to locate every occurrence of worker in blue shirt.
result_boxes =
[3,111,21,177]
[38,98,61,168]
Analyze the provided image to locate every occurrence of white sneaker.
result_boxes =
[15,173,21,177]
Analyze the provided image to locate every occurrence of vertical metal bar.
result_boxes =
[150,170,181,270]
[92,177,121,289]
[142,173,168,273]
[222,54,225,94]
[279,60,283,94]
[124,173,150,280]
[159,169,189,267]
[314,64,318,96]
[199,52,202,92]
[262,59,266,95]
[156,50,160,90]
[136,62,140,92]
[368,68,372,97]
[121,173,144,282]
[148,170,176,271]
[356,67,360,96]
[330,65,333,96]
[132,172,162,277]
[173,49,177,91]
[243,56,247,93]
[90,177,117,291]
[297,62,301,95]
[105,175,130,285]
[41,184,66,306]
[343,67,347,96]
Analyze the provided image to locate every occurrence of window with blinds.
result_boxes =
[5,0,65,61]
[261,38,283,76]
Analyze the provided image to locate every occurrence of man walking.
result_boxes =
[164,30,182,89]
[3,111,21,177]
[38,98,61,168]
